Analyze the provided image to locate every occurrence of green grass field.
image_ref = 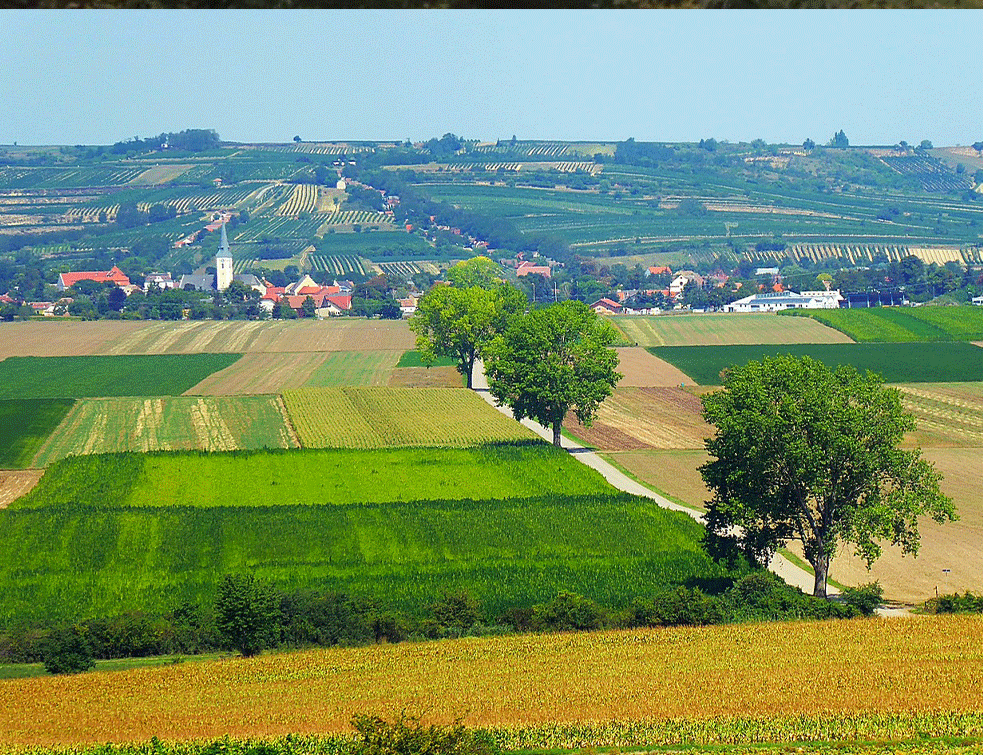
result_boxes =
[0,354,241,399]
[0,399,74,468]
[13,444,612,510]
[783,306,983,342]
[650,342,983,385]
[283,387,536,448]
[29,396,297,467]
[302,351,400,387]
[0,444,719,623]
[613,313,852,347]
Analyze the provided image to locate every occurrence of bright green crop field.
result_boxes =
[650,342,983,385]
[0,399,75,468]
[0,354,241,399]
[0,445,722,623]
[783,306,983,342]
[302,351,399,387]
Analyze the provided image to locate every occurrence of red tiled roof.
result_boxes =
[59,266,131,288]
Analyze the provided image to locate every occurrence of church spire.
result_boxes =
[218,222,231,259]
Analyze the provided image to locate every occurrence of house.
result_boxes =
[646,266,672,277]
[398,295,418,316]
[516,260,551,278]
[723,290,841,313]
[144,273,176,292]
[58,266,130,292]
[590,297,623,314]
[973,295,983,306]
[669,271,704,297]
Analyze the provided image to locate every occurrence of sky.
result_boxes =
[1,10,980,148]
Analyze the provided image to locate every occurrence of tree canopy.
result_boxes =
[699,355,955,597]
[409,282,524,389]
[485,300,622,447]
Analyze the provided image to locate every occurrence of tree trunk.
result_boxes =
[811,551,830,598]
[552,422,562,448]
[465,358,474,389]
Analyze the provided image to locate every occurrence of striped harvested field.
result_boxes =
[897,382,983,447]
[613,313,852,347]
[615,347,694,387]
[186,353,331,395]
[31,396,297,465]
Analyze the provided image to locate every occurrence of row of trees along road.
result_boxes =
[410,257,622,446]
[412,259,954,598]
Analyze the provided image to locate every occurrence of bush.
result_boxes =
[933,591,983,614]
[424,590,481,638]
[351,713,499,755]
[43,625,94,675]
[214,573,280,657]
[841,582,884,616]
[630,586,725,627]
[531,591,605,632]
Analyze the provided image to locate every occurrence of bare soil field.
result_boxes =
[566,387,712,451]
[612,313,852,348]
[826,447,983,602]
[614,347,695,387]
[0,469,43,508]
[0,320,415,358]
[186,353,331,395]
[388,365,463,388]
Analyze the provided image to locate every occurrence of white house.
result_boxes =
[972,295,983,306]
[669,271,704,297]
[724,290,841,313]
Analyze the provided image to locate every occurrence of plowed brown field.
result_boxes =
[615,347,695,387]
[186,352,330,395]
[566,386,711,451]
[0,469,43,508]
[388,366,463,388]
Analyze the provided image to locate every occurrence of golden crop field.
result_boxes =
[30,396,297,466]
[898,382,983,448]
[283,387,537,449]
[186,352,333,395]
[612,313,852,348]
[0,320,415,359]
[3,616,983,747]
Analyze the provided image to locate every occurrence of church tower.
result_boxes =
[216,222,234,291]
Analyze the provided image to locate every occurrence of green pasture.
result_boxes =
[0,492,722,623]
[395,349,458,368]
[612,313,851,347]
[0,399,75,468]
[303,351,399,387]
[12,445,612,510]
[650,342,983,385]
[784,306,983,343]
[0,354,241,400]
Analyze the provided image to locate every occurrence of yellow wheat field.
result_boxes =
[2,616,983,747]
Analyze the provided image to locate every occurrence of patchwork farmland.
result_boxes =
[613,313,852,347]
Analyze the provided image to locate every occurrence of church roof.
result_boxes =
[216,223,232,259]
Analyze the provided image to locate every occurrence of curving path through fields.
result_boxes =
[471,360,830,597]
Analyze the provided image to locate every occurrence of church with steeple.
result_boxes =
[177,220,265,295]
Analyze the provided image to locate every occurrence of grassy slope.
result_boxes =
[0,399,74,468]
[783,307,983,343]
[650,342,983,385]
[0,354,241,399]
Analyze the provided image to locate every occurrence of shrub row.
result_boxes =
[0,572,863,670]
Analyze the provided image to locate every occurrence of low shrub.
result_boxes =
[42,625,94,675]
[842,582,884,616]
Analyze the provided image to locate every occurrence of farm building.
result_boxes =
[144,273,176,291]
[971,295,983,306]
[57,266,130,292]
[590,297,623,314]
[669,271,704,297]
[723,290,841,313]
[646,266,672,277]
[517,261,552,278]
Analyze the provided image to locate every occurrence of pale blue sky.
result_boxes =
[1,10,980,147]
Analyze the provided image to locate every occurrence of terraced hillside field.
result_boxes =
[284,387,536,448]
[30,396,297,466]
[613,313,852,347]
[3,615,983,747]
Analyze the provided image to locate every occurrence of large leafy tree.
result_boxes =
[214,573,280,657]
[485,300,621,447]
[700,355,955,597]
[410,258,524,389]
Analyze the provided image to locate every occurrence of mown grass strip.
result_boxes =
[650,342,983,385]
[0,354,242,399]
[395,349,458,368]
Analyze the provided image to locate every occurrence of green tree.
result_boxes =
[699,355,955,598]
[444,256,502,289]
[409,283,524,389]
[484,300,621,447]
[829,130,850,148]
[42,625,94,675]
[300,295,317,318]
[214,573,280,657]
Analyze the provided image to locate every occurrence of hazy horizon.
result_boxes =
[2,10,981,148]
